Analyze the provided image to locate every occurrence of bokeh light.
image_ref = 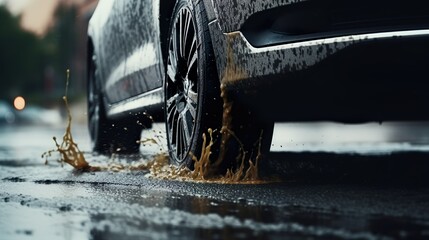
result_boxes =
[13,96,26,111]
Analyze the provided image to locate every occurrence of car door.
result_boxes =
[104,0,164,104]
[91,1,128,104]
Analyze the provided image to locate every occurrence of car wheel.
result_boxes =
[165,0,222,168]
[88,54,142,154]
[165,0,274,172]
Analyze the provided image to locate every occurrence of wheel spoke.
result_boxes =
[167,49,177,81]
[172,26,179,64]
[181,122,188,157]
[187,89,198,105]
[181,112,191,145]
[167,96,178,142]
[176,114,183,158]
[179,10,184,58]
[183,11,191,57]
[167,64,176,82]
[167,104,177,124]
[167,93,179,108]
[185,101,196,119]
[171,112,178,146]
[187,38,198,76]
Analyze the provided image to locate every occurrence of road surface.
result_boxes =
[1,123,429,239]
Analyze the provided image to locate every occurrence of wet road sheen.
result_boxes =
[1,124,429,240]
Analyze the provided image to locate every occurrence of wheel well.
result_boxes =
[159,0,177,67]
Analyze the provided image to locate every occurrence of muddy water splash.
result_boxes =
[42,70,97,171]
[147,128,265,184]
[222,131,263,183]
[41,63,265,183]
[41,70,164,173]
[216,34,268,182]
[152,37,266,183]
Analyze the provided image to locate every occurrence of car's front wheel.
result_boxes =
[165,0,222,168]
[165,0,274,172]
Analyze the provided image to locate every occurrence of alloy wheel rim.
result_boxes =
[166,7,198,162]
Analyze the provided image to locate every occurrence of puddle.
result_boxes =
[0,201,90,240]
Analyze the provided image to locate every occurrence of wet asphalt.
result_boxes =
[1,123,429,240]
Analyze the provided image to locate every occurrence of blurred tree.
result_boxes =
[0,1,96,107]
[0,6,47,102]
[0,4,82,105]
[42,4,79,101]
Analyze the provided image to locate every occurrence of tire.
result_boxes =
[165,0,222,168]
[165,0,274,171]
[87,53,142,155]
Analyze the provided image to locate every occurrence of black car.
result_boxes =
[87,0,429,169]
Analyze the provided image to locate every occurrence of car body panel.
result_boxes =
[210,0,305,33]
[209,22,429,85]
[208,21,429,121]
[89,0,164,106]
[88,0,429,122]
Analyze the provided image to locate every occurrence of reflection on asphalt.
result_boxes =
[272,122,429,154]
[1,124,429,239]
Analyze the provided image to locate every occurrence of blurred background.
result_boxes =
[0,0,98,126]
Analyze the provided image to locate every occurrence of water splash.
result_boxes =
[42,70,97,171]
[41,66,266,184]
[147,126,265,184]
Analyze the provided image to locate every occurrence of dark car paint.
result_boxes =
[89,0,429,122]
[89,0,306,117]
[89,1,164,106]
[211,0,306,33]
